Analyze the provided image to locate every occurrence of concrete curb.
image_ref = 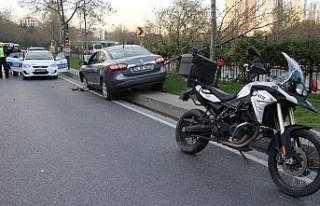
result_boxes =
[117,91,191,121]
[62,69,79,80]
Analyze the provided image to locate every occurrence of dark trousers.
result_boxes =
[0,57,9,77]
[66,56,70,70]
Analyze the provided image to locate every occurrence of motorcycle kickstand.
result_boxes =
[239,151,250,164]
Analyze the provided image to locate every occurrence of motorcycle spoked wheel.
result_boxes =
[268,129,320,197]
[175,109,210,155]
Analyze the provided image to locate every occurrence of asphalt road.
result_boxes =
[0,76,319,206]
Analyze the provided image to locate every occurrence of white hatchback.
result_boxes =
[6,50,68,79]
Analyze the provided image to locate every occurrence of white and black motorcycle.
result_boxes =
[176,46,320,197]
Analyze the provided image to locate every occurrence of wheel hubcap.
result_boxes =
[83,78,88,88]
[102,82,108,98]
[282,147,308,176]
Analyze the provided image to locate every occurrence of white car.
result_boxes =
[6,50,68,79]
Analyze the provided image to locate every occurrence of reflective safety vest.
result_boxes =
[0,47,4,58]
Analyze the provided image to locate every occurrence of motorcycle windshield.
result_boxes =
[280,52,304,85]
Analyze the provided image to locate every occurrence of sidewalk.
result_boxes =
[62,69,319,152]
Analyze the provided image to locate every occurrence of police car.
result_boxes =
[6,49,68,79]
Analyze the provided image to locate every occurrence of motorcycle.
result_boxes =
[176,46,320,197]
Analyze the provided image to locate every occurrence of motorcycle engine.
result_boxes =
[229,123,245,140]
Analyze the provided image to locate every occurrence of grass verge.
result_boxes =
[70,57,81,70]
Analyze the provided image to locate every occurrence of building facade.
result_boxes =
[19,16,40,28]
[307,1,320,23]
[224,0,306,35]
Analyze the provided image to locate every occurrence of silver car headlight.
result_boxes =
[50,63,56,67]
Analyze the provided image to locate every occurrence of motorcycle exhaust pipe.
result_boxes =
[182,125,212,134]
[221,129,259,148]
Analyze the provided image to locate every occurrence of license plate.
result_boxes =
[35,69,46,72]
[133,65,154,72]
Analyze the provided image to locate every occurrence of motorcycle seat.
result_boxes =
[203,85,235,101]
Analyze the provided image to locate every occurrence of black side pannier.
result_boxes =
[179,54,217,84]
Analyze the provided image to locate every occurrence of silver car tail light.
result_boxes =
[155,56,164,64]
[105,63,128,73]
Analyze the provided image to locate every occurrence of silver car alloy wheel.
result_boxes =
[83,77,89,89]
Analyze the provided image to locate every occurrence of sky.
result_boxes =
[0,0,211,31]
[0,0,318,31]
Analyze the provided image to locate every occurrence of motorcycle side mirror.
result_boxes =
[250,63,266,75]
[248,46,263,60]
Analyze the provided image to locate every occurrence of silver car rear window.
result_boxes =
[109,46,151,60]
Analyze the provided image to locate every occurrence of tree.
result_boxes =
[77,0,115,51]
[41,9,61,53]
[110,25,133,45]
[19,0,114,51]
[147,0,210,62]
[19,0,80,45]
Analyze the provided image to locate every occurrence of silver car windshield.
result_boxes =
[279,52,304,85]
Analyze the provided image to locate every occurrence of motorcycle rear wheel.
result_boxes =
[268,129,320,197]
[175,109,209,155]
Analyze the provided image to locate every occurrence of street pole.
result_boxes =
[59,0,66,51]
[210,0,217,61]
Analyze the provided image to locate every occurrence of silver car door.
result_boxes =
[85,52,99,84]
[92,51,107,85]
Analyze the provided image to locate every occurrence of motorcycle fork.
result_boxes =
[277,104,295,160]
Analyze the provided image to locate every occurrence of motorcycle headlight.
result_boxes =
[296,87,308,97]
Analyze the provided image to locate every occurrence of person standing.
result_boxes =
[0,42,9,78]
[63,43,71,70]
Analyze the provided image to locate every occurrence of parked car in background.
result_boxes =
[6,50,68,79]
[79,44,166,100]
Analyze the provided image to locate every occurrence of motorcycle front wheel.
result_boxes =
[268,129,320,197]
[175,109,209,155]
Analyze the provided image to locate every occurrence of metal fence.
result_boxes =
[218,64,320,89]
[166,60,320,91]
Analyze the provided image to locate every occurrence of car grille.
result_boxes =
[33,66,49,68]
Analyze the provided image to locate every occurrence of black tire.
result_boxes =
[175,109,209,154]
[22,75,28,80]
[268,129,320,197]
[151,82,163,91]
[52,75,58,80]
[101,79,113,101]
